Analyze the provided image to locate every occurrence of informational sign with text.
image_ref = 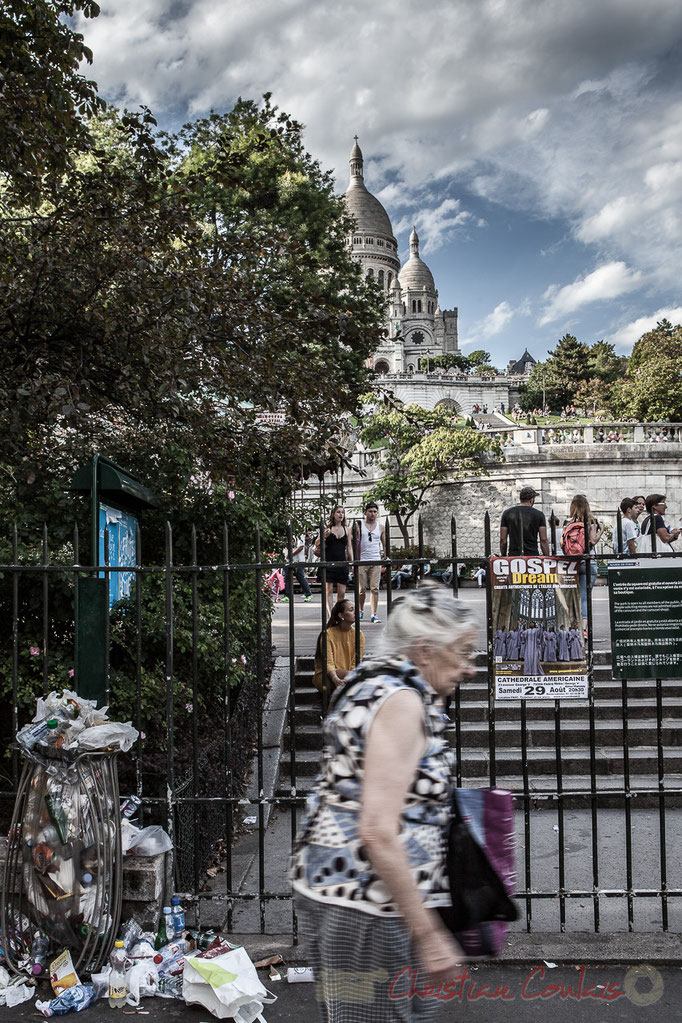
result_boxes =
[608,558,682,679]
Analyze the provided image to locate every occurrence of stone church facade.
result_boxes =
[343,138,459,374]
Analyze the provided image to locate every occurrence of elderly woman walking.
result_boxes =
[291,586,477,1022]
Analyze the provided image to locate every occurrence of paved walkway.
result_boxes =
[6,962,680,1021]
[271,586,614,656]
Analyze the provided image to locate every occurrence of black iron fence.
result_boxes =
[1,510,681,937]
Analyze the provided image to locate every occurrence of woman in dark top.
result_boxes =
[315,506,354,614]
[640,494,681,551]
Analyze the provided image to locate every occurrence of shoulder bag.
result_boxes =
[437,786,518,957]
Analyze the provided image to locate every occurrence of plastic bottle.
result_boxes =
[44,792,70,844]
[118,919,143,953]
[153,939,190,972]
[17,719,50,751]
[108,941,127,1009]
[30,931,50,976]
[170,896,185,935]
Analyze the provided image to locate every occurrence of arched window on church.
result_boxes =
[412,300,416,313]
[418,300,422,313]
[378,269,384,288]
[387,272,393,288]
[367,268,374,279]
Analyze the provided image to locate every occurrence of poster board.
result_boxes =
[608,558,682,679]
[99,503,138,607]
[490,555,588,699]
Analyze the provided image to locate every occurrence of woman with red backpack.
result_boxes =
[562,495,604,637]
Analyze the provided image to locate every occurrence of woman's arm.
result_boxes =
[359,690,462,982]
[324,631,342,687]
[346,532,354,561]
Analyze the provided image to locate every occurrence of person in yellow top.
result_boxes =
[313,599,365,698]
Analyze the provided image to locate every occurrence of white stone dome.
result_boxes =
[343,138,396,240]
[398,226,435,292]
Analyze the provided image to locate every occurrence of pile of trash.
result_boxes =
[2,901,281,1018]
[1,689,283,1018]
[16,690,139,757]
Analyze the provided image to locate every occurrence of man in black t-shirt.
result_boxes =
[500,486,549,556]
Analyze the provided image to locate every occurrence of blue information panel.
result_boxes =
[98,504,138,607]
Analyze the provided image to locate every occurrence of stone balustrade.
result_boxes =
[351,423,682,477]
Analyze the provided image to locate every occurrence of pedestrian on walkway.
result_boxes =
[357,501,385,623]
[564,495,603,635]
[614,498,640,557]
[281,532,313,603]
[473,563,486,587]
[500,486,549,556]
[638,494,681,552]
[312,599,365,701]
[292,586,476,1022]
[315,507,353,615]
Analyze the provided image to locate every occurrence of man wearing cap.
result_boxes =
[500,486,549,556]
[357,502,385,623]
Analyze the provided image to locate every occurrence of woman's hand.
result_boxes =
[415,926,464,983]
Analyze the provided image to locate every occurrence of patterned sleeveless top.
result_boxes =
[290,657,453,916]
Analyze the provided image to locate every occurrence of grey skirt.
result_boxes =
[295,893,445,1023]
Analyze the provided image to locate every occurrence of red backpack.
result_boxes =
[561,520,586,556]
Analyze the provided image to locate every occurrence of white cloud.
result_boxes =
[462,300,526,347]
[605,306,682,350]
[75,0,682,296]
[539,262,643,326]
[393,199,480,255]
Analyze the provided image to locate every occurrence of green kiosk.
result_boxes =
[71,455,159,705]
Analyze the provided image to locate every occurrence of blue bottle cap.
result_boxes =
[82,872,93,885]
[171,896,180,905]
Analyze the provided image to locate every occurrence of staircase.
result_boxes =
[277,652,682,809]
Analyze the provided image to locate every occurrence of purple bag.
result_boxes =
[437,787,518,957]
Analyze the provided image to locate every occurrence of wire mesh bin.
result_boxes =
[1,748,123,976]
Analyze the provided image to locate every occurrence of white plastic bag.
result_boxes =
[182,947,277,1022]
[66,721,139,752]
[126,961,159,1005]
[122,821,173,856]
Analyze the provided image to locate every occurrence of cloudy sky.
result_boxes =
[75,0,682,365]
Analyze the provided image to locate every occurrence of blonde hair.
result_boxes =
[377,583,477,658]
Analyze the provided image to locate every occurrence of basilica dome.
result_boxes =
[398,226,435,292]
[343,139,396,241]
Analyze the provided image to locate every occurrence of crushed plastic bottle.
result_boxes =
[107,941,127,1009]
[30,931,50,976]
[152,939,190,973]
[118,919,143,953]
[36,983,95,1017]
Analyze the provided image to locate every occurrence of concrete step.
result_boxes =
[295,651,617,672]
[275,772,682,809]
[278,743,682,778]
[284,718,682,753]
[289,678,682,706]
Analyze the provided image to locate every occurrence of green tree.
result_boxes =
[418,353,471,373]
[359,401,502,546]
[0,99,383,542]
[609,321,682,421]
[588,340,624,383]
[0,0,104,197]
[521,334,590,411]
[467,349,490,367]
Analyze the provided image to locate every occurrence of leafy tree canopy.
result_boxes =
[359,400,502,546]
[609,321,682,422]
[0,0,104,198]
[1,98,383,555]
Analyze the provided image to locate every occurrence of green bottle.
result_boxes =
[155,907,171,951]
